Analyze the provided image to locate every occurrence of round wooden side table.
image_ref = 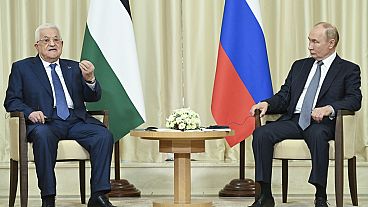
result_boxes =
[130,129,234,207]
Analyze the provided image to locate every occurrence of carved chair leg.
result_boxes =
[9,159,18,207]
[79,160,86,204]
[348,157,358,206]
[282,159,288,203]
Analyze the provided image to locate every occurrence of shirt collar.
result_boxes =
[39,57,60,69]
[316,52,336,69]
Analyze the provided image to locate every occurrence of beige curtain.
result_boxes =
[120,1,184,162]
[1,0,367,164]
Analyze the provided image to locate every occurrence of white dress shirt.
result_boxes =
[41,58,74,109]
[294,52,337,113]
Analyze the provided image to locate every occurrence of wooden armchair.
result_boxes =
[8,110,108,207]
[254,109,358,207]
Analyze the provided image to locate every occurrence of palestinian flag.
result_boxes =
[81,0,146,142]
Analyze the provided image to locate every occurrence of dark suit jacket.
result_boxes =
[264,55,362,127]
[4,55,104,134]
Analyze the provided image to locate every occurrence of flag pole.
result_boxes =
[219,140,256,197]
[109,142,141,197]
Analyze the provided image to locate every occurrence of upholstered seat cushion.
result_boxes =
[10,138,89,161]
[273,139,354,160]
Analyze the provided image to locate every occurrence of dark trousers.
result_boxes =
[252,114,334,187]
[28,109,114,197]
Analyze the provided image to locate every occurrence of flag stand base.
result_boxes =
[219,178,255,197]
[219,140,256,197]
[108,142,141,197]
[108,179,141,197]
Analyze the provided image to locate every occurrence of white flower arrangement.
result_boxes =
[166,108,201,131]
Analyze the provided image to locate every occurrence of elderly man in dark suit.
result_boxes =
[4,23,115,207]
[249,22,362,207]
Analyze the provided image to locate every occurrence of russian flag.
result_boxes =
[211,0,273,147]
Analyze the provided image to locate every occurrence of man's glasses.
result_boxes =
[37,37,62,45]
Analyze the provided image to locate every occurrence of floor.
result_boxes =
[2,195,368,207]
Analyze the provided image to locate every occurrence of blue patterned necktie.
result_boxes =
[50,63,70,120]
[298,61,324,130]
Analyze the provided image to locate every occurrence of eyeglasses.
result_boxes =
[37,37,62,45]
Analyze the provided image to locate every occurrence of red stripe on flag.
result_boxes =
[212,44,255,147]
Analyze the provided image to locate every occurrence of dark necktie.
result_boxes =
[298,61,324,130]
[50,63,70,120]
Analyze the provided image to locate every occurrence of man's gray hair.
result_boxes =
[34,23,62,42]
[314,22,339,47]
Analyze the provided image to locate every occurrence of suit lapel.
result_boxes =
[31,56,53,97]
[317,55,342,101]
[294,58,315,100]
[287,58,314,114]
[59,59,74,97]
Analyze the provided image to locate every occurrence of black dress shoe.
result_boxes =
[314,197,329,207]
[248,194,275,207]
[41,196,55,207]
[87,194,116,207]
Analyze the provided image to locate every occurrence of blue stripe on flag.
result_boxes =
[220,0,273,102]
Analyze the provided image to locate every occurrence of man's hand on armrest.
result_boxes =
[250,101,269,117]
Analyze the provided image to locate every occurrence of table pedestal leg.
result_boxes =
[153,139,213,207]
[153,152,212,207]
[174,153,191,204]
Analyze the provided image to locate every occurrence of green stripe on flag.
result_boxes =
[81,26,144,142]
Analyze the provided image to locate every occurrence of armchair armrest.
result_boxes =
[10,111,25,118]
[87,110,109,127]
[254,109,282,128]
[9,112,27,162]
[335,109,355,160]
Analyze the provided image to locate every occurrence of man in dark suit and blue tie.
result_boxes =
[4,23,116,207]
[249,22,362,207]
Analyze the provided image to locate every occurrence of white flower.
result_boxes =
[178,123,186,130]
[166,108,201,131]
